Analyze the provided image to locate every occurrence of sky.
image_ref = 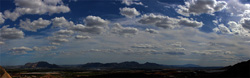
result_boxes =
[0,0,250,66]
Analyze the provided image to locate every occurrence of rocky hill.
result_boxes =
[0,66,12,78]
[81,61,164,69]
[23,61,60,68]
[220,60,250,77]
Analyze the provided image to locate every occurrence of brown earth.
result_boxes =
[0,66,12,78]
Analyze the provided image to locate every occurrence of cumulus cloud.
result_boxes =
[192,50,233,56]
[138,13,179,29]
[47,30,72,43]
[138,13,203,29]
[0,27,24,40]
[177,0,227,16]
[51,17,74,28]
[48,37,69,43]
[33,46,57,51]
[229,21,249,35]
[4,0,70,21]
[138,13,169,25]
[240,18,250,30]
[10,46,33,55]
[84,16,109,27]
[171,42,182,47]
[71,24,104,34]
[120,7,140,18]
[226,0,250,16]
[178,17,203,28]
[145,28,159,34]
[3,10,21,21]
[0,12,5,24]
[213,24,231,34]
[75,35,91,39]
[121,0,143,6]
[66,16,109,34]
[54,30,74,35]
[131,44,155,48]
[112,23,139,35]
[50,42,61,45]
[213,21,249,36]
[0,41,5,45]
[19,18,51,32]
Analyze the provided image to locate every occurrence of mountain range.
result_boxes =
[81,61,164,69]
[21,61,203,69]
[22,61,60,68]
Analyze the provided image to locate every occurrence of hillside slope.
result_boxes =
[0,66,12,78]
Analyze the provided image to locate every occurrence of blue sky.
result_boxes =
[0,0,250,66]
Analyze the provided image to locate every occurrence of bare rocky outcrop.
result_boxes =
[0,66,12,78]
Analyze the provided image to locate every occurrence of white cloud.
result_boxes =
[19,18,51,32]
[178,17,203,28]
[213,24,231,34]
[0,12,5,24]
[145,28,159,34]
[48,38,69,43]
[112,23,138,35]
[47,35,70,45]
[33,46,57,51]
[138,13,179,29]
[75,35,91,39]
[213,20,249,36]
[131,44,155,48]
[138,13,169,25]
[238,10,250,17]
[0,27,24,40]
[0,41,5,45]
[138,13,203,29]
[54,30,74,35]
[71,24,86,31]
[47,29,72,43]
[226,0,250,16]
[10,46,33,55]
[121,0,143,6]
[70,16,109,34]
[177,0,227,16]
[192,50,233,56]
[4,0,70,21]
[84,16,109,27]
[4,10,21,21]
[120,7,140,18]
[71,24,104,34]
[51,17,74,28]
[240,18,250,30]
[171,42,182,47]
[50,42,61,45]
[212,20,219,25]
[229,21,249,36]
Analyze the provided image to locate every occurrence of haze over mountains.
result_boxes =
[18,61,208,69]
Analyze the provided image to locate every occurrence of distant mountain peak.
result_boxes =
[23,61,59,68]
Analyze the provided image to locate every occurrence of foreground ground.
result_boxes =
[5,68,239,78]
